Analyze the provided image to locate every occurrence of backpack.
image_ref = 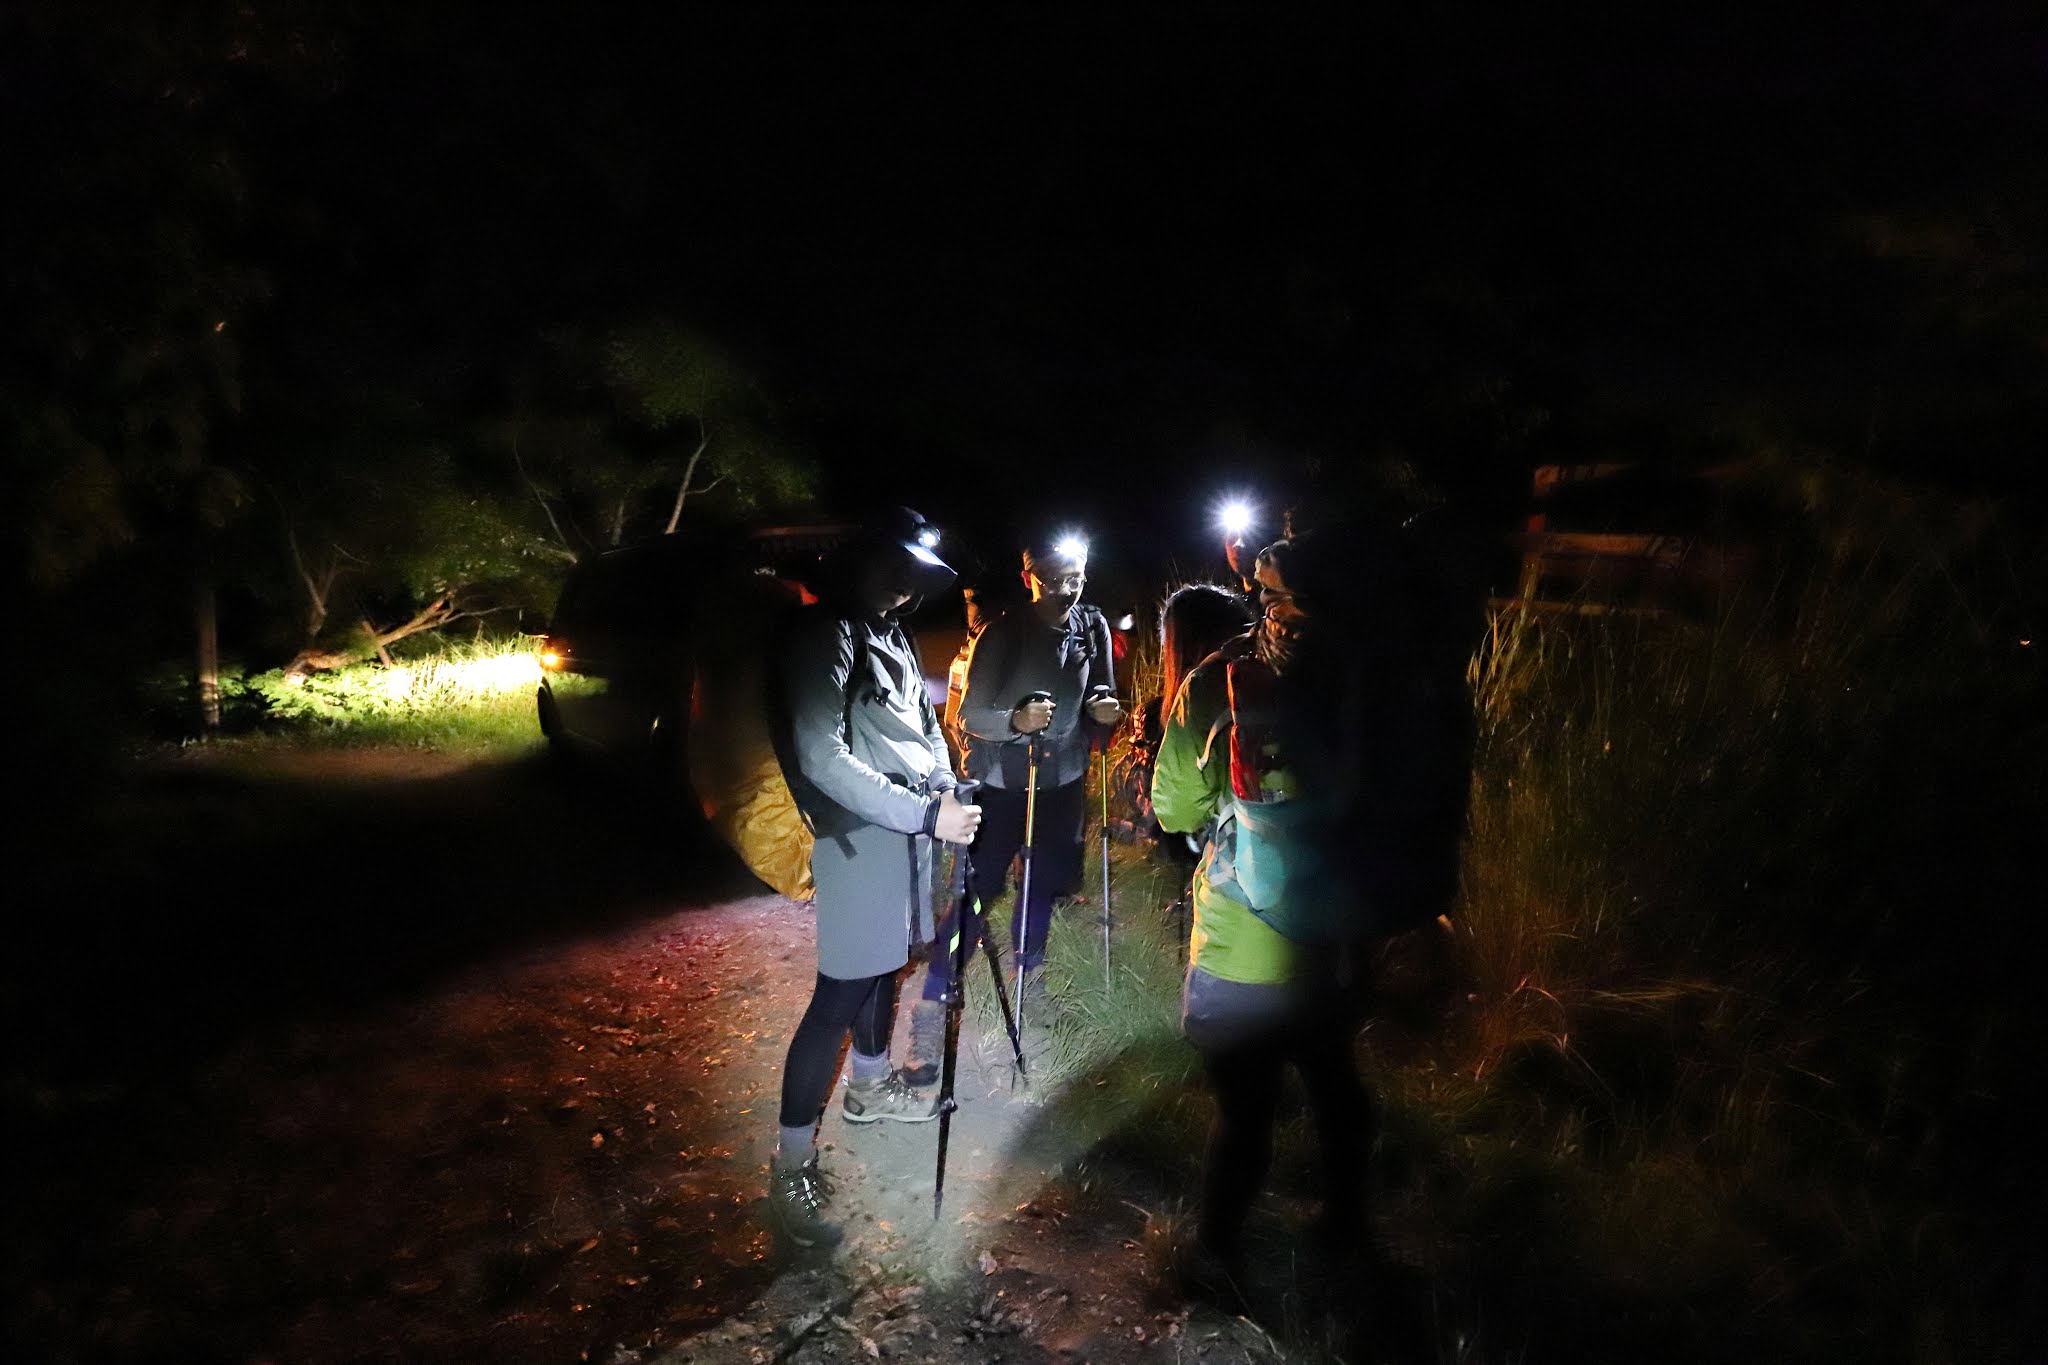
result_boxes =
[685,575,852,901]
[1199,628,1467,943]
[771,601,942,842]
[939,623,983,767]
[1196,641,1357,942]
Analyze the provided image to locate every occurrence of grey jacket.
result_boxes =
[782,608,955,979]
[957,603,1115,790]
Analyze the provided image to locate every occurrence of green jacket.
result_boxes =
[1150,646,1298,987]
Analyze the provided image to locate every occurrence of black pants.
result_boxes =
[1198,1009,1377,1253]
[778,971,899,1127]
[922,778,1085,999]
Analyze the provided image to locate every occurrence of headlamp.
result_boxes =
[1218,500,1255,539]
[1053,534,1088,560]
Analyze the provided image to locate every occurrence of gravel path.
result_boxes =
[5,746,1293,1364]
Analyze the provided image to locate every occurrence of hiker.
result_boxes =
[1124,583,1255,856]
[767,507,983,1249]
[939,568,1005,769]
[903,533,1121,1080]
[1151,526,1468,1277]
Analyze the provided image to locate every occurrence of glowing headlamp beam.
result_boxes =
[1053,534,1088,560]
[917,527,941,548]
[1219,500,1255,539]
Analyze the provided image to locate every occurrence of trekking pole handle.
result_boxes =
[945,781,981,894]
[1012,689,1056,744]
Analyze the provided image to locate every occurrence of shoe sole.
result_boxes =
[776,1222,842,1249]
[841,1106,939,1124]
[769,1203,843,1248]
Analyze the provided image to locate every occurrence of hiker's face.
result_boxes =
[1025,559,1086,609]
[1255,557,1310,628]
[859,551,917,614]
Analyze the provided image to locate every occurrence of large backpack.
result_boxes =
[1196,640,1356,942]
[1200,629,1466,943]
[685,574,847,901]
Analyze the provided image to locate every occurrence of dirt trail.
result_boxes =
[4,746,1289,1364]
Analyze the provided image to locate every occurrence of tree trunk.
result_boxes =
[664,425,711,535]
[195,578,220,732]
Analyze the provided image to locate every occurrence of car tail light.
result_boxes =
[539,639,568,670]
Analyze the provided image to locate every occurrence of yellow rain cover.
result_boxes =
[688,574,814,901]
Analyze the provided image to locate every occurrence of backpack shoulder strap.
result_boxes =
[1072,603,1106,658]
[884,618,939,729]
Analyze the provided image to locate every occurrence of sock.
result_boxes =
[776,1125,815,1170]
[848,1047,891,1086]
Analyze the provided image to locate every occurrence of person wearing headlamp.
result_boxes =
[767,506,982,1248]
[903,531,1121,1078]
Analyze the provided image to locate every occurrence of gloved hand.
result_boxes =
[1011,696,1056,735]
[1085,692,1123,726]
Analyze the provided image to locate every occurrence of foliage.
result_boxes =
[181,636,585,753]
[1386,461,2044,1361]
[1013,461,2043,1362]
[0,1,340,585]
[491,320,821,559]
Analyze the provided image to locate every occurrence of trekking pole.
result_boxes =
[981,917,1028,1088]
[1089,685,1116,989]
[1010,690,1052,1041]
[935,781,981,1218]
[1100,746,1112,986]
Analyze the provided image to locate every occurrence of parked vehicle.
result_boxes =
[535,523,968,790]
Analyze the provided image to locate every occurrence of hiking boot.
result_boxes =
[841,1069,938,1124]
[899,1000,945,1088]
[768,1156,841,1248]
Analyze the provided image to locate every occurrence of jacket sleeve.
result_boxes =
[957,614,1024,745]
[1151,656,1228,835]
[920,683,958,792]
[783,614,932,835]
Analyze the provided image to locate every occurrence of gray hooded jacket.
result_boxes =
[781,607,956,979]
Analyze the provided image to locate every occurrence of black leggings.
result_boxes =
[1198,1021,1377,1251]
[779,971,899,1127]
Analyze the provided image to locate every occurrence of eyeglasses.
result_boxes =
[1033,572,1086,591]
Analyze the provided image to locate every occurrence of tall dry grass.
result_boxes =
[1378,460,2044,1362]
[1019,461,2042,1361]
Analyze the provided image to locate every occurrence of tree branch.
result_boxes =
[664,417,710,535]
[511,426,580,561]
[282,518,339,641]
[363,595,460,650]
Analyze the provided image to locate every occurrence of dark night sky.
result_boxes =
[12,3,2048,595]
[311,10,2046,501]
